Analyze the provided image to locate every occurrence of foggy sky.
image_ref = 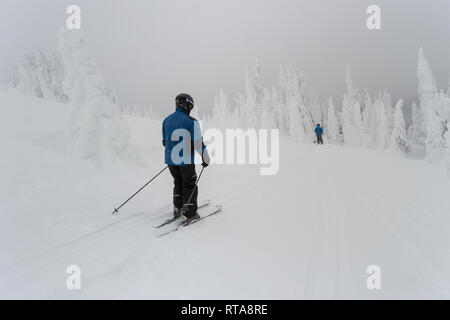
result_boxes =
[1,0,450,116]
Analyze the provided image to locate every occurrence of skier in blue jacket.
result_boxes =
[314,124,324,144]
[162,93,210,223]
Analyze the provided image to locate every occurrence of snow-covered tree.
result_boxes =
[341,67,354,145]
[211,88,232,128]
[298,72,322,123]
[253,57,264,102]
[353,101,365,147]
[260,87,277,129]
[49,54,68,102]
[8,51,67,102]
[390,99,409,154]
[362,91,377,147]
[383,91,394,138]
[58,27,137,165]
[326,98,340,144]
[417,47,439,136]
[408,101,424,145]
[438,90,450,124]
[417,47,447,163]
[342,66,363,147]
[35,51,56,100]
[374,95,388,149]
[17,53,42,97]
[425,106,447,163]
[121,104,159,119]
[241,59,265,129]
[286,70,315,142]
[286,74,305,140]
[230,93,245,128]
[276,66,290,135]
[271,86,286,134]
[445,129,450,178]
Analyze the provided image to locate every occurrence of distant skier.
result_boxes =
[162,93,210,224]
[314,124,324,145]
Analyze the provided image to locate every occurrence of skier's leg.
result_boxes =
[180,164,198,218]
[168,165,183,210]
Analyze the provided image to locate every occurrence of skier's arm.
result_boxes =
[162,120,166,147]
[193,120,210,167]
[201,147,210,168]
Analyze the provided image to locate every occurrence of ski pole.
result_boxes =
[112,166,168,215]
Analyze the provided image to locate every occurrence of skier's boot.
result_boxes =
[173,207,182,219]
[182,212,200,226]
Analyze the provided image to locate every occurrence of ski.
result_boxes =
[157,204,222,237]
[152,198,210,221]
[153,199,211,228]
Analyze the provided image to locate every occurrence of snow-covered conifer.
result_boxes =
[58,28,136,164]
[390,99,409,154]
[326,98,340,144]
[374,95,388,149]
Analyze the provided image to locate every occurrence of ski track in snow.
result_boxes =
[1,92,450,299]
[304,146,341,299]
[0,209,156,273]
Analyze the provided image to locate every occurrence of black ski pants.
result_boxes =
[317,135,323,145]
[168,164,198,218]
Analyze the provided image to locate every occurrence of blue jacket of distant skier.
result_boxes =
[162,107,206,166]
[314,126,323,137]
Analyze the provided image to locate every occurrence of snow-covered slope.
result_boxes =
[1,91,450,299]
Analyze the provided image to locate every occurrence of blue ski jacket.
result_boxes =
[162,108,206,166]
[315,126,323,137]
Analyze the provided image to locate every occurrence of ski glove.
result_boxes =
[202,150,210,168]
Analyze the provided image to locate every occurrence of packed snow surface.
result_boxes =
[1,91,450,299]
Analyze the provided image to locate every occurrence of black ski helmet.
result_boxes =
[176,93,195,112]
